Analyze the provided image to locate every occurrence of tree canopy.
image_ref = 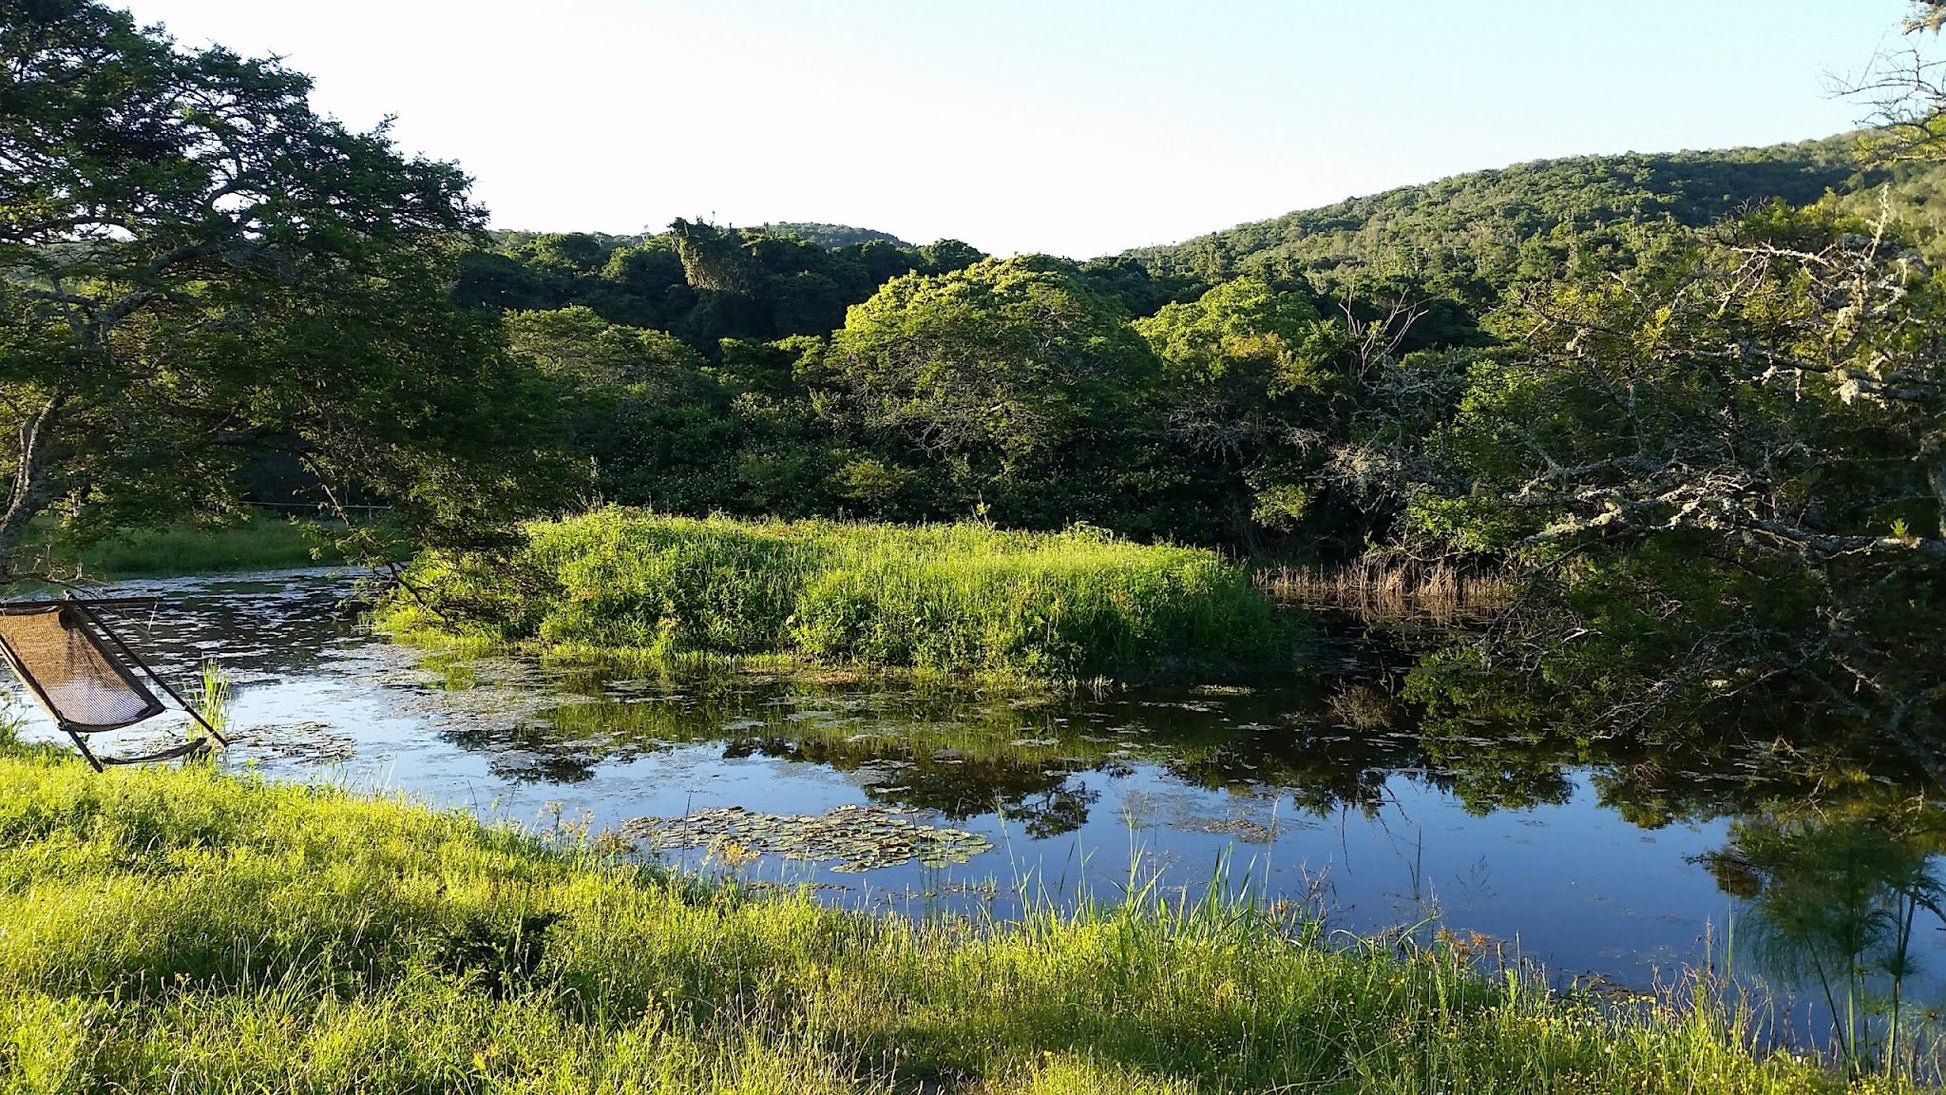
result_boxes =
[0,0,569,570]
[817,257,1162,529]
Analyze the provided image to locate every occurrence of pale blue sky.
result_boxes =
[119,1,1921,257]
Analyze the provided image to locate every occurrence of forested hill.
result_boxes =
[450,134,1946,367]
[456,221,984,349]
[490,224,905,248]
[1121,134,1886,295]
[756,223,913,248]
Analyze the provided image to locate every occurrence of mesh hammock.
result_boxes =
[0,598,228,770]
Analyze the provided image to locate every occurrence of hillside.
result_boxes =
[756,222,914,248]
[458,134,1946,358]
[1121,134,1892,294]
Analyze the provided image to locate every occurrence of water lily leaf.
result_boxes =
[620,803,993,871]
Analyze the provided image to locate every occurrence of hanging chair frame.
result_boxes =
[0,594,230,771]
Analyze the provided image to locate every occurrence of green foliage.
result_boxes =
[1135,278,1339,541]
[14,512,362,582]
[1405,536,1823,730]
[0,746,1885,1093]
[1400,205,1946,736]
[429,141,1946,557]
[754,223,913,249]
[1125,136,1875,296]
[0,1,570,573]
[504,307,740,511]
[824,256,1164,530]
[380,510,1298,684]
[506,305,709,391]
[459,222,990,351]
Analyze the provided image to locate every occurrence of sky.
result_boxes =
[116,0,1925,258]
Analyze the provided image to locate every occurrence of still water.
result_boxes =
[12,569,1939,1026]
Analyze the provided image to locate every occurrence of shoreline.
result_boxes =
[0,741,1896,1092]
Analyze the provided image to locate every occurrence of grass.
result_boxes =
[379,509,1304,685]
[15,512,350,582]
[0,740,1900,1094]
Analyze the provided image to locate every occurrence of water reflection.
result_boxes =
[9,569,1946,1017]
[1699,802,1946,1068]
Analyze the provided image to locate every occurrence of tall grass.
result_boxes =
[380,510,1302,684]
[0,745,1895,1093]
[192,661,232,742]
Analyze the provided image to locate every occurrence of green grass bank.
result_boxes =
[378,509,1302,684]
[0,744,1891,1094]
[16,513,347,582]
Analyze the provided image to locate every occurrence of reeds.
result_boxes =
[193,661,232,743]
[380,510,1302,684]
[1258,558,1512,624]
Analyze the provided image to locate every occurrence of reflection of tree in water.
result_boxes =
[427,652,1946,860]
[1403,631,1946,831]
[441,713,652,783]
[1696,802,1946,1075]
[734,734,1098,836]
[432,677,1105,825]
[1002,783,1099,839]
[107,577,371,681]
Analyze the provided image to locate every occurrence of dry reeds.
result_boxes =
[1257,558,1512,624]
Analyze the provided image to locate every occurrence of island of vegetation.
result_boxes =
[378,511,1299,685]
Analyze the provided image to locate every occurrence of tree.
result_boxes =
[1846,2,1946,162]
[504,307,733,511]
[1134,276,1471,549]
[1134,277,1330,541]
[1403,206,1946,741]
[823,256,1160,529]
[0,0,565,570]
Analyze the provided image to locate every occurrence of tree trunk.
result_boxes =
[1926,433,1946,542]
[0,393,70,575]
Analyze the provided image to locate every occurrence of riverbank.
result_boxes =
[378,510,1303,686]
[0,743,1887,1094]
[14,513,348,583]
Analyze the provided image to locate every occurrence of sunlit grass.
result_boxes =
[0,744,1903,1093]
[14,513,349,582]
[379,509,1304,685]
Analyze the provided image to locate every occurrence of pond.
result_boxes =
[12,568,1944,1046]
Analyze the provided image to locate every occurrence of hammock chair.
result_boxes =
[0,595,229,771]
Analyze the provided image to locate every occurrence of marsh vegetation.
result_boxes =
[1257,560,1513,626]
[380,511,1299,685]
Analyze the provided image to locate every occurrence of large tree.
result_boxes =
[1402,205,1946,744]
[0,0,565,573]
[504,306,736,512]
[822,256,1161,530]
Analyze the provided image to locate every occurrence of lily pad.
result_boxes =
[620,803,993,872]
